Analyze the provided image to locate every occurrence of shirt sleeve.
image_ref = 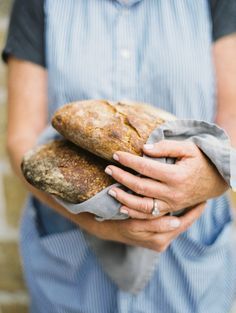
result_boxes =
[2,0,45,67]
[210,0,236,41]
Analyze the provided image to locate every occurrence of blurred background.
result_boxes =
[0,1,28,312]
[0,1,235,312]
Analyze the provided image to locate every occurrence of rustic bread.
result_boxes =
[21,140,114,203]
[52,100,176,161]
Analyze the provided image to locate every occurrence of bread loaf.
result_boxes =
[52,100,176,161]
[21,140,114,203]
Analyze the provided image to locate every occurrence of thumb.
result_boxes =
[143,140,194,158]
[178,202,206,232]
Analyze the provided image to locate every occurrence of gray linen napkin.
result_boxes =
[37,120,236,293]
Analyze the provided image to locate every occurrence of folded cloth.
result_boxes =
[37,120,236,293]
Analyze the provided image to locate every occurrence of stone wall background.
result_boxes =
[0,1,236,312]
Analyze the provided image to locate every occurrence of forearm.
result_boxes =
[6,58,102,236]
[215,113,236,148]
[214,34,236,148]
[8,136,100,236]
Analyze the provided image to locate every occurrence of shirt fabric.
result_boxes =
[2,0,236,67]
[2,1,236,313]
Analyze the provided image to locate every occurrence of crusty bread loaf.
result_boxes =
[21,140,114,203]
[52,100,176,161]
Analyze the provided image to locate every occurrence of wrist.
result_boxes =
[84,219,122,242]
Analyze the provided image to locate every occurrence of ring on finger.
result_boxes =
[151,199,160,216]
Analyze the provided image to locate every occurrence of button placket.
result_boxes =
[114,8,136,100]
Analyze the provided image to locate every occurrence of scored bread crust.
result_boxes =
[52,99,176,161]
[21,140,114,203]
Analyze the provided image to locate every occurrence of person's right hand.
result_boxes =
[95,202,206,252]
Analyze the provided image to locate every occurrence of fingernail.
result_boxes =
[113,153,119,161]
[143,144,154,150]
[120,208,129,215]
[105,167,112,176]
[108,189,116,198]
[169,219,181,228]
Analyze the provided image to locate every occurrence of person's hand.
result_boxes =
[105,140,228,219]
[96,202,206,252]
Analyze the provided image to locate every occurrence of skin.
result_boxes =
[105,140,228,219]
[7,34,236,253]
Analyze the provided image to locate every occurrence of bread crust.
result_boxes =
[52,100,176,161]
[21,140,114,203]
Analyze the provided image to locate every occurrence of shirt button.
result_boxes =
[122,8,130,16]
[120,49,131,59]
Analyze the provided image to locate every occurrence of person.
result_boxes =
[2,0,236,312]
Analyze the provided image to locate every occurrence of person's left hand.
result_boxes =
[105,140,228,219]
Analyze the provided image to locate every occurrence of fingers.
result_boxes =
[177,202,206,232]
[108,187,169,217]
[105,166,168,198]
[143,140,198,159]
[117,202,206,253]
[125,215,182,233]
[120,206,167,219]
[123,202,205,234]
[112,151,175,182]
[120,206,154,219]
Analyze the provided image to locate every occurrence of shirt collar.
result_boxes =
[115,0,142,7]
